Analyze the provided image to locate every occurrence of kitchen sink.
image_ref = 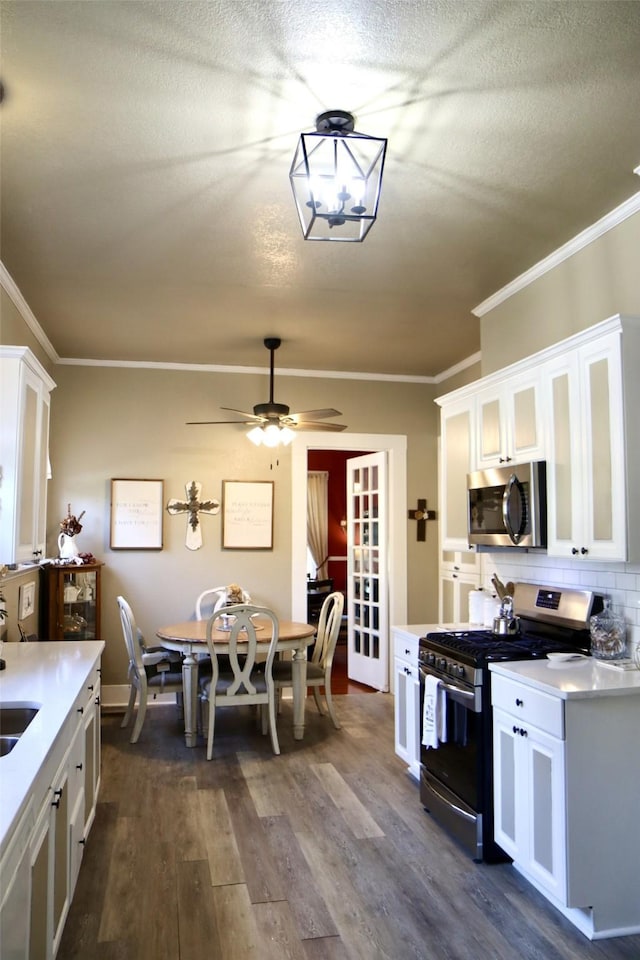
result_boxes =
[0,705,40,747]
[0,735,20,757]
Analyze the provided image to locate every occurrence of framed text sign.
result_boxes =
[222,480,274,550]
[110,479,164,550]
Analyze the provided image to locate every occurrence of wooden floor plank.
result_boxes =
[212,883,261,959]
[253,900,309,960]
[198,787,245,886]
[176,859,223,960]
[310,761,385,839]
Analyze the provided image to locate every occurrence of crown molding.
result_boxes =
[0,262,59,362]
[472,190,640,318]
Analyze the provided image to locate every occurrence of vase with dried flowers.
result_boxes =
[58,504,86,560]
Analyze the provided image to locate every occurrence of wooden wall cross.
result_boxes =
[407,498,436,542]
[166,480,220,550]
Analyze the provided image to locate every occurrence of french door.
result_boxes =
[346,451,389,691]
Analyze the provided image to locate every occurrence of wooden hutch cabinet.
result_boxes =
[41,563,103,641]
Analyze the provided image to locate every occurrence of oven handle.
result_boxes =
[419,666,475,702]
[423,776,476,824]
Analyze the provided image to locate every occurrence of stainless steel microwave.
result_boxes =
[467,461,547,548]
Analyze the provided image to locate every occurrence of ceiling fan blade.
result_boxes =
[287,408,343,422]
[220,406,263,420]
[293,421,348,431]
[185,419,254,425]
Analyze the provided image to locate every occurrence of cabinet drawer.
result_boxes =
[393,631,419,664]
[491,675,564,739]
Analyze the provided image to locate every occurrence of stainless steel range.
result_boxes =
[419,582,603,862]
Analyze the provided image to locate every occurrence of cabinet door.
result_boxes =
[546,333,626,560]
[493,706,566,902]
[476,374,543,469]
[440,398,475,550]
[439,569,479,624]
[394,658,411,764]
[83,680,101,834]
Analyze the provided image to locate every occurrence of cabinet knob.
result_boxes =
[76,762,83,771]
[515,698,523,707]
[404,666,412,676]
[404,648,411,656]
[88,684,94,691]
[571,547,579,555]
[77,706,84,715]
[95,695,101,706]
[581,547,588,555]
[52,787,63,809]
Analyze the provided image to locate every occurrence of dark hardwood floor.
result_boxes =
[59,694,640,960]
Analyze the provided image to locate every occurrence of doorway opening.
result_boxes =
[291,432,408,695]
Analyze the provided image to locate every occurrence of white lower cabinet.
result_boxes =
[491,669,640,939]
[493,698,566,902]
[393,628,421,780]
[0,655,102,960]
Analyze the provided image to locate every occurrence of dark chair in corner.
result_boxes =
[307,578,334,625]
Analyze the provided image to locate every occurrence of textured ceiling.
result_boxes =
[1,1,639,378]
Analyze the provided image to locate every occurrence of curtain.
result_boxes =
[307,471,329,579]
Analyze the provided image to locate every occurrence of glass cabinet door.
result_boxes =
[61,568,98,639]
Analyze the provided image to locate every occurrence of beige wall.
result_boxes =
[45,364,438,685]
[480,211,640,373]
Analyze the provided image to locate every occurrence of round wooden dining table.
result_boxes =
[156,618,316,748]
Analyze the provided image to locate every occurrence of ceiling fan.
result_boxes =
[187,337,348,444]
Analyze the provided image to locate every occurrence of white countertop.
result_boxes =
[489,656,640,699]
[0,641,104,853]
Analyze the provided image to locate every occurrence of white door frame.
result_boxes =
[290,433,408,646]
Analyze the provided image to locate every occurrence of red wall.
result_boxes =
[307,449,370,594]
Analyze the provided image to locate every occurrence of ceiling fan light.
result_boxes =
[262,423,282,447]
[289,110,387,242]
[279,426,295,445]
[247,426,264,446]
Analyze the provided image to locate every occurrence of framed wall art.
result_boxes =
[110,478,164,550]
[222,480,274,550]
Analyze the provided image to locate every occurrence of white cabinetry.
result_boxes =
[439,552,480,624]
[0,347,55,564]
[0,651,102,960]
[393,628,421,780]
[437,396,476,551]
[492,677,566,901]
[491,664,640,940]
[475,372,544,469]
[544,319,640,561]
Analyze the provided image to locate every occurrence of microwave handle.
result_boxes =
[502,473,527,545]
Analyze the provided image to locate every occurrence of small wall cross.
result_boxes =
[407,498,436,542]
[166,480,220,550]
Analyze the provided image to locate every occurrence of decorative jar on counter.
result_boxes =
[589,599,627,660]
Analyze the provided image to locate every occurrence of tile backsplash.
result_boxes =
[480,552,640,658]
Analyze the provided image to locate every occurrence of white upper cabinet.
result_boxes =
[0,347,56,565]
[437,314,640,564]
[438,395,477,551]
[475,371,544,469]
[544,319,639,561]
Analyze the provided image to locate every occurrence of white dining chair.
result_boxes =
[117,595,184,743]
[273,591,345,730]
[199,604,280,759]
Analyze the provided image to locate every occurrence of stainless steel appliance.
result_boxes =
[467,461,546,548]
[419,582,603,862]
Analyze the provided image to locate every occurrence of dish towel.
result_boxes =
[422,675,448,748]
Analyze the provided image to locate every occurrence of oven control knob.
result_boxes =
[426,653,436,665]
[454,664,465,678]
[437,657,447,670]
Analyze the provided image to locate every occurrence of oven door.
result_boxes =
[419,661,487,859]
[419,664,482,811]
